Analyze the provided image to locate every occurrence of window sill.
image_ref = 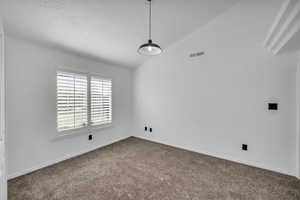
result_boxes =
[52,123,113,141]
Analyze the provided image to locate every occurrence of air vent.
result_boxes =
[40,0,66,9]
[189,51,205,58]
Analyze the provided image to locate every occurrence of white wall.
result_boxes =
[0,18,7,200]
[0,19,3,34]
[297,52,300,178]
[5,36,133,178]
[133,0,298,176]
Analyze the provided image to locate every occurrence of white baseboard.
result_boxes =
[8,136,130,180]
[134,136,295,178]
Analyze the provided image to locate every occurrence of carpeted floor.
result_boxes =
[8,137,300,200]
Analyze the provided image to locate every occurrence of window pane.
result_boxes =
[57,71,88,132]
[90,76,112,126]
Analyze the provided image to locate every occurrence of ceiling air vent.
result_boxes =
[189,51,205,58]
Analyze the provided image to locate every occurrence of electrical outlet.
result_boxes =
[242,144,248,151]
[89,134,93,140]
[144,126,147,131]
[268,103,278,110]
[149,128,152,133]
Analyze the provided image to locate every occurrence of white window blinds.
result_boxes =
[91,76,112,126]
[57,72,88,132]
[56,71,112,133]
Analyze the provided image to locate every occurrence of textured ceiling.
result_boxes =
[0,0,239,68]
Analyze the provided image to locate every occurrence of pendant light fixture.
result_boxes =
[138,0,162,56]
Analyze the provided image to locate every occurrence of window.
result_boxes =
[57,72,88,132]
[90,76,112,126]
[56,71,112,133]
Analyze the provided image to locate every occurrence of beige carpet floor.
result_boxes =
[8,137,300,200]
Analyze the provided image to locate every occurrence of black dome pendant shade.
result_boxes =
[138,0,162,56]
[138,39,162,56]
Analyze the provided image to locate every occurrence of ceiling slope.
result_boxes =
[264,0,300,54]
[0,0,239,68]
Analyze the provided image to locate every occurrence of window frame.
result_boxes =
[56,69,113,135]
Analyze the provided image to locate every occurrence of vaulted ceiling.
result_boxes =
[264,0,300,55]
[0,0,239,68]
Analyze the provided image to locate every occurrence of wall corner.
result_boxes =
[297,51,300,179]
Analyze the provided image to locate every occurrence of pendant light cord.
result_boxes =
[149,0,152,40]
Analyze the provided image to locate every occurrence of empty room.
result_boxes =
[1,0,300,199]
